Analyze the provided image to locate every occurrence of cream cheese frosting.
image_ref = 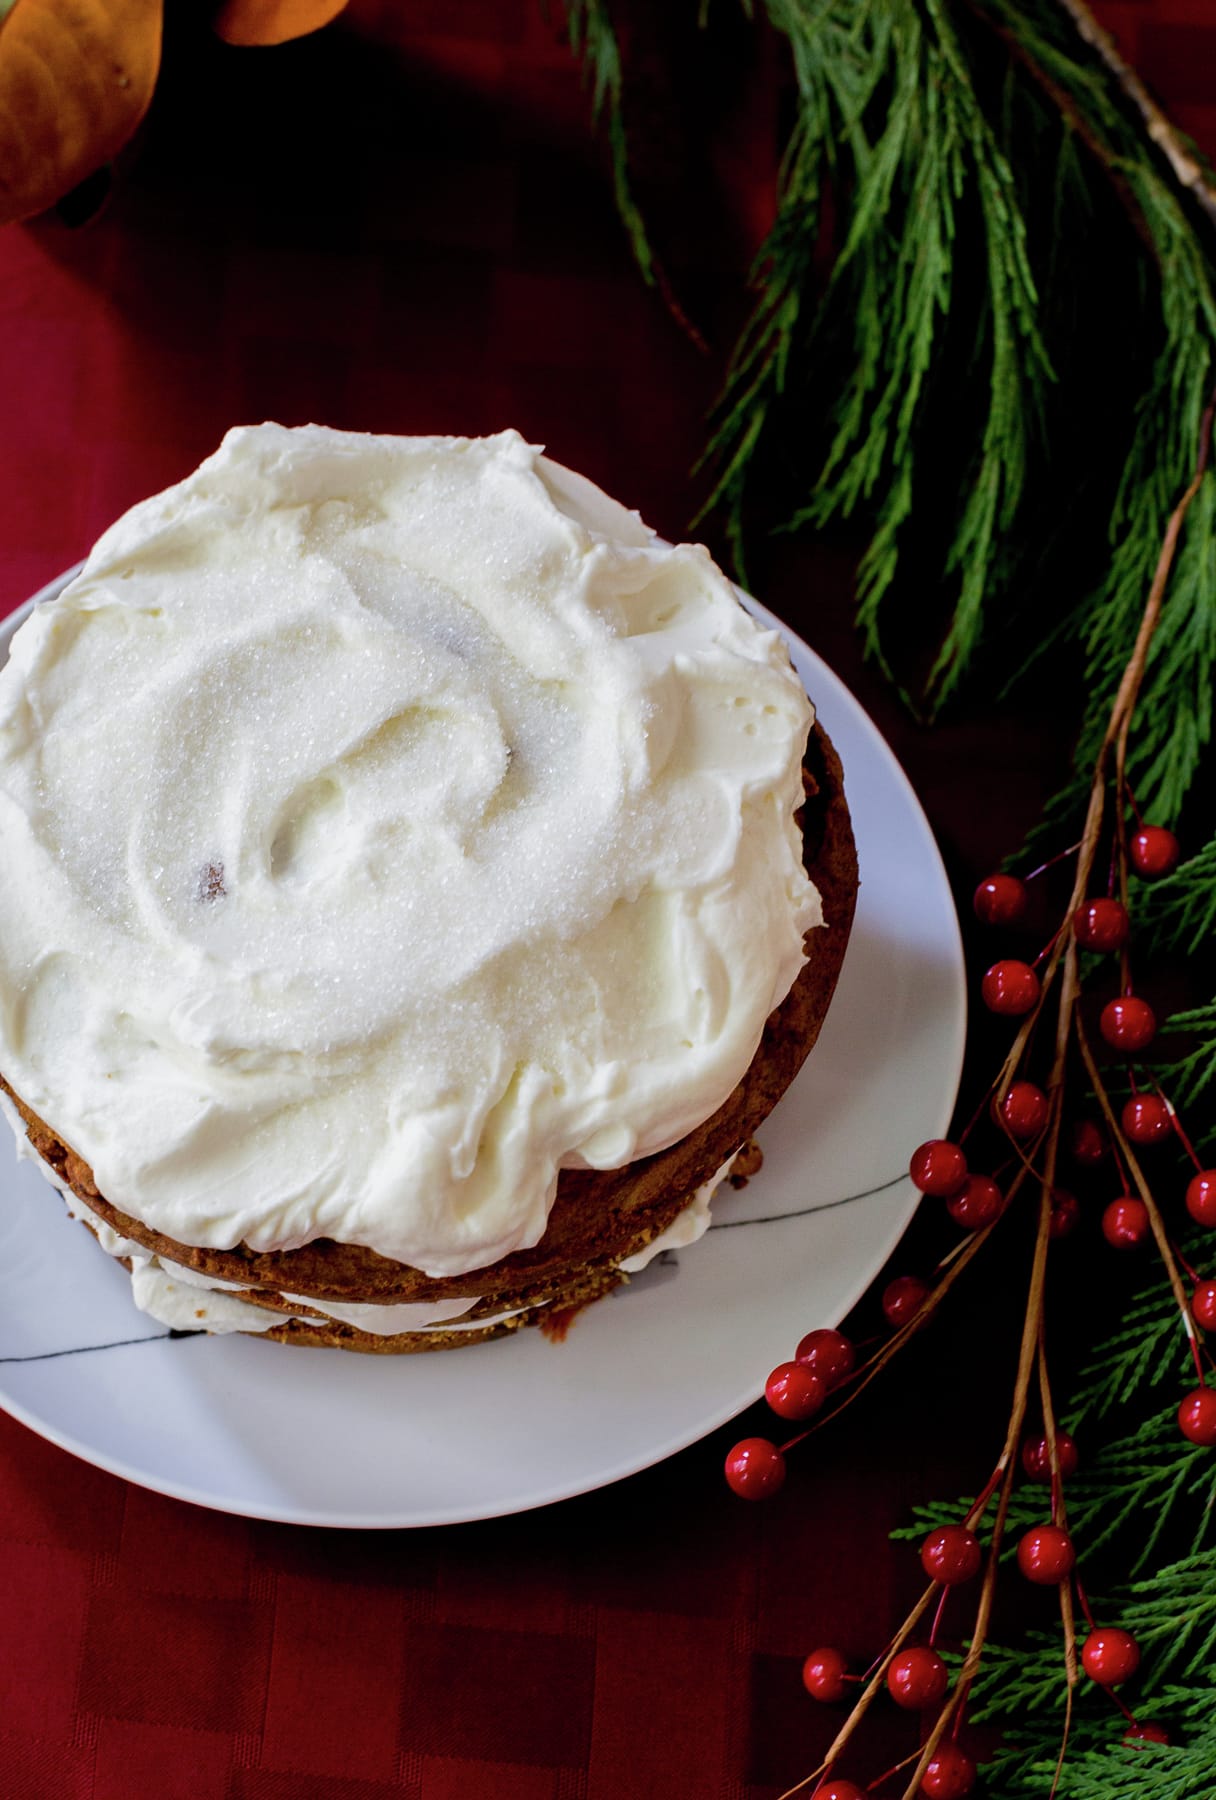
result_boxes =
[0,424,819,1277]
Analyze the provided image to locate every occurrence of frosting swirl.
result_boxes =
[0,426,819,1275]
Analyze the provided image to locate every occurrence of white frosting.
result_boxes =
[0,425,819,1277]
[618,1153,735,1272]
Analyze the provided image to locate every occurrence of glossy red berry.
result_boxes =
[811,1783,868,1800]
[997,1080,1049,1140]
[795,1328,856,1390]
[920,1741,976,1799]
[1069,1118,1106,1164]
[1186,1170,1216,1227]
[1178,1387,1216,1446]
[1124,1722,1170,1746]
[1102,1196,1151,1249]
[1022,1431,1079,1482]
[1017,1523,1076,1584]
[1100,996,1157,1053]
[886,1645,948,1710]
[801,1646,849,1702]
[946,1173,1004,1230]
[910,1140,968,1198]
[1192,1280,1216,1332]
[1049,1190,1080,1239]
[766,1362,827,1422]
[973,873,1027,925]
[725,1437,786,1499]
[883,1275,929,1330]
[1130,825,1180,878]
[921,1524,982,1585]
[982,959,1041,1016]
[1121,1094,1172,1146]
[1081,1627,1140,1686]
[1073,897,1130,952]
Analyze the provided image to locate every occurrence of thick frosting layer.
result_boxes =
[0,425,819,1275]
[3,1092,735,1340]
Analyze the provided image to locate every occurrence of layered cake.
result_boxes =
[0,426,857,1352]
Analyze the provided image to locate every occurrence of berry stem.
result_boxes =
[1157,1083,1206,1175]
[927,1584,950,1650]
[1036,1331,1080,1698]
[1075,1016,1204,1380]
[1024,840,1082,883]
[1073,1572,1098,1634]
[864,1749,923,1792]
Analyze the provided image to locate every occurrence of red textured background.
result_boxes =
[0,4,1211,1796]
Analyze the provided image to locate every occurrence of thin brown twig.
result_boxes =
[1075,1016,1198,1360]
[773,1587,940,1800]
[1054,0,1216,234]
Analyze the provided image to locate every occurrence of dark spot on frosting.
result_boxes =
[198,861,226,902]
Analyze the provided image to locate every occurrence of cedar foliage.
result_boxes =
[569,1,1216,1790]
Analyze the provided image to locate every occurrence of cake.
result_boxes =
[0,425,857,1351]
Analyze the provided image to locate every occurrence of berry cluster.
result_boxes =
[721,809,1200,1790]
[724,1328,856,1499]
[793,1424,1167,1796]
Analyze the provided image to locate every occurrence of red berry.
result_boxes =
[795,1328,855,1390]
[1102,1196,1151,1249]
[1049,1190,1080,1239]
[920,1741,976,1799]
[886,1645,948,1710]
[1073,897,1131,952]
[921,1524,982,1585]
[1124,1722,1170,1746]
[946,1173,1004,1230]
[973,873,1027,925]
[1130,825,1180,878]
[981,959,1041,1016]
[1192,1280,1216,1332]
[766,1362,827,1422]
[997,1080,1049,1140]
[1081,1627,1140,1686]
[1100,996,1157,1053]
[1069,1118,1106,1164]
[883,1275,929,1329]
[1121,1094,1172,1146]
[1178,1387,1216,1446]
[812,1783,868,1800]
[1022,1431,1079,1482]
[1017,1523,1076,1584]
[802,1645,849,1702]
[1186,1170,1216,1227]
[910,1140,968,1197]
[725,1437,786,1499]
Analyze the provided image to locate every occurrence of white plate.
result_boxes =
[0,572,965,1527]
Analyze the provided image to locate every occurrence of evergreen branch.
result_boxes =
[1151,999,1216,1115]
[1055,0,1216,233]
[562,0,655,284]
[1141,844,1216,957]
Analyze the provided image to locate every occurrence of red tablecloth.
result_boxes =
[1,4,1211,1795]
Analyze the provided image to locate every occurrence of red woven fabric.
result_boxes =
[0,4,1209,1794]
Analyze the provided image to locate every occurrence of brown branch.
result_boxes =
[774,1586,941,1800]
[1054,0,1216,235]
[780,389,1216,1799]
[1075,1016,1196,1346]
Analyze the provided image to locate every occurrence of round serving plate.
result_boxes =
[0,570,965,1527]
